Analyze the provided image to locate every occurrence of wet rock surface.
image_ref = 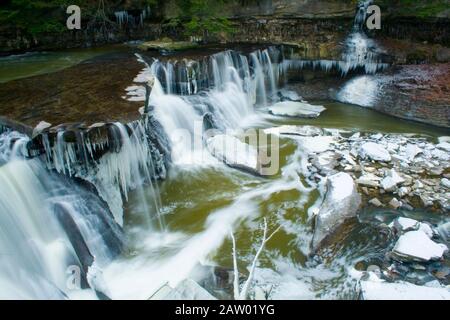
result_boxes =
[0,51,143,127]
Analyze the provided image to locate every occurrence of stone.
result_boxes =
[389,198,402,209]
[356,174,380,188]
[392,230,448,262]
[413,180,424,189]
[278,89,302,102]
[268,101,326,118]
[404,144,423,161]
[359,142,392,162]
[436,142,450,152]
[32,121,52,138]
[392,217,419,233]
[311,172,361,251]
[441,178,450,189]
[360,278,450,300]
[206,134,260,175]
[397,187,410,198]
[369,198,383,207]
[264,125,323,137]
[152,279,217,300]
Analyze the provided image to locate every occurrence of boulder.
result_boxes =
[359,142,392,162]
[268,101,326,118]
[206,134,260,175]
[311,172,361,251]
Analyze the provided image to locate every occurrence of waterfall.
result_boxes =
[143,47,281,104]
[336,1,385,106]
[0,131,123,299]
[337,75,379,107]
[115,7,151,29]
[141,47,279,167]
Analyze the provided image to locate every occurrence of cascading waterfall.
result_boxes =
[0,131,123,299]
[38,121,166,228]
[143,47,281,104]
[336,0,384,106]
[141,47,280,167]
[280,0,387,76]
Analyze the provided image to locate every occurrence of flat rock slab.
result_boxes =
[268,101,326,118]
[392,230,448,262]
[0,51,143,127]
[138,40,199,52]
[360,279,450,300]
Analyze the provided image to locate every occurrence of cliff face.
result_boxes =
[163,0,356,19]
[1,0,449,54]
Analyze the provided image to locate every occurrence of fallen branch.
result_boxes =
[230,218,281,300]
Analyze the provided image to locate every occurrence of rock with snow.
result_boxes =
[392,230,448,262]
[356,173,381,188]
[441,178,450,189]
[404,144,423,161]
[380,169,405,191]
[389,198,402,209]
[359,142,392,162]
[438,136,450,144]
[297,136,336,154]
[278,89,302,102]
[312,172,361,251]
[264,125,323,137]
[32,121,52,138]
[206,134,260,175]
[268,101,326,118]
[369,198,383,207]
[310,151,340,174]
[436,142,450,152]
[391,217,419,233]
[397,187,410,198]
[360,278,450,300]
[151,279,217,300]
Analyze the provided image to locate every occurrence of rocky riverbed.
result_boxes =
[267,125,450,213]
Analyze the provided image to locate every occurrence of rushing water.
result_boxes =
[0,0,448,300]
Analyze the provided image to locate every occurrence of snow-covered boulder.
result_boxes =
[297,136,336,154]
[312,172,361,251]
[359,142,392,162]
[392,230,448,262]
[206,134,260,175]
[360,278,450,300]
[264,125,323,137]
[268,101,326,118]
[380,169,405,191]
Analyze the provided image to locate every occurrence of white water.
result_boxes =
[337,75,379,107]
[0,131,122,299]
